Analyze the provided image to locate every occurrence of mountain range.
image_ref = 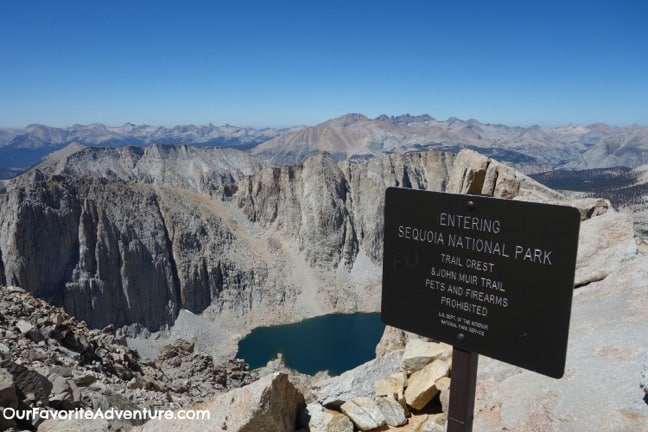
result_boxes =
[0,122,293,176]
[2,114,648,178]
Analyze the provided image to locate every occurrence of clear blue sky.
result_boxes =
[1,0,646,128]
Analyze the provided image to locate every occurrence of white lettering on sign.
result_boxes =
[514,245,552,265]
[439,213,501,234]
[397,226,444,245]
[396,213,555,267]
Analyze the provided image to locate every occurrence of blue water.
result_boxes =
[236,312,385,375]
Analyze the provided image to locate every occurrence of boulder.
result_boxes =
[435,376,452,413]
[139,372,305,432]
[375,326,433,358]
[400,339,452,374]
[375,372,406,400]
[307,402,354,432]
[311,350,402,407]
[408,414,447,432]
[404,359,450,410]
[16,319,45,342]
[48,375,81,410]
[9,363,53,404]
[340,397,385,431]
[376,396,407,427]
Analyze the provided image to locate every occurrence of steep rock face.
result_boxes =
[0,176,81,302]
[342,151,456,264]
[230,149,563,272]
[0,177,267,331]
[231,151,458,269]
[231,153,358,269]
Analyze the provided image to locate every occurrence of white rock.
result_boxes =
[407,414,446,432]
[375,396,407,427]
[340,397,385,431]
[312,350,402,407]
[307,402,354,432]
[375,372,406,399]
[401,339,452,374]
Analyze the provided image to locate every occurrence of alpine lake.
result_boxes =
[236,312,385,376]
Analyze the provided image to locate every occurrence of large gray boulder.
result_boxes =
[473,254,648,431]
[139,372,305,432]
[340,397,386,431]
[311,350,403,408]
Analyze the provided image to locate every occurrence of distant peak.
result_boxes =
[322,113,369,127]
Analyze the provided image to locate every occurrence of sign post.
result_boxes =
[447,348,478,432]
[381,187,580,429]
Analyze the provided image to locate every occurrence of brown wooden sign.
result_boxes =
[382,187,580,378]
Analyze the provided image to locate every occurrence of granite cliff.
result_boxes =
[0,145,562,344]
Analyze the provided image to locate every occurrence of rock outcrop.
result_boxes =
[471,251,648,431]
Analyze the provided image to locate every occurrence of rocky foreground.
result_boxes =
[0,285,254,431]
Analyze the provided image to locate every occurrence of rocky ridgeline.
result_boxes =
[36,144,267,194]
[0,285,253,431]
